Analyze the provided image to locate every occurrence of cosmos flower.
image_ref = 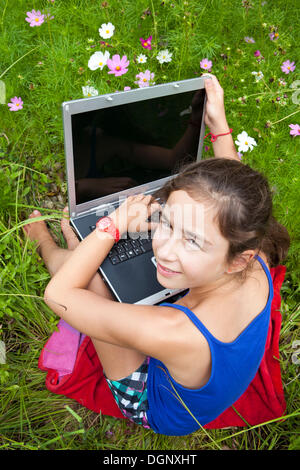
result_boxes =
[269,32,279,41]
[235,131,257,152]
[251,71,264,82]
[88,51,110,70]
[136,54,147,64]
[254,50,261,57]
[289,124,300,137]
[140,35,152,50]
[281,60,296,74]
[156,49,172,64]
[82,86,98,97]
[107,54,129,77]
[25,10,45,27]
[135,70,155,88]
[99,22,115,39]
[244,36,255,43]
[200,58,212,71]
[7,96,23,111]
[278,77,287,86]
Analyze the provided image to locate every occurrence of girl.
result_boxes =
[23,75,290,436]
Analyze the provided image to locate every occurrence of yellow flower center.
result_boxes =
[288,66,290,69]
[204,64,207,67]
[115,66,121,71]
[16,103,19,106]
[88,93,91,96]
[275,33,279,37]
[106,30,109,34]
[35,18,39,22]
[144,42,148,46]
[99,62,103,66]
[143,78,147,82]
[245,141,248,145]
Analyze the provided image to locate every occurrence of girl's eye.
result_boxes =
[186,238,201,249]
[160,217,172,229]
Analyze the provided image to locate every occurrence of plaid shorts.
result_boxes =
[104,356,151,429]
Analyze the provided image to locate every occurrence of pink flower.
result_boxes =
[281,60,296,74]
[8,97,23,111]
[25,10,45,27]
[107,54,129,77]
[254,50,261,57]
[244,36,255,43]
[200,58,212,71]
[269,32,279,41]
[289,124,300,137]
[135,70,155,88]
[140,35,152,50]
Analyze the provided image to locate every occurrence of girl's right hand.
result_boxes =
[202,74,229,133]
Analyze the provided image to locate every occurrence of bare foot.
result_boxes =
[23,207,80,254]
[23,210,57,256]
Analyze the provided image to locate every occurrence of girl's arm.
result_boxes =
[203,74,239,161]
[43,195,175,358]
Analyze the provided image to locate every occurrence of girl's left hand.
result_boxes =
[110,193,162,236]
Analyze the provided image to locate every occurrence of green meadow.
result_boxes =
[0,0,299,450]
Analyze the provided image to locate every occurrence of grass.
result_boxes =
[0,0,299,450]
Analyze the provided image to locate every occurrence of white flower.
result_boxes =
[235,131,257,152]
[98,22,115,39]
[82,86,98,97]
[156,49,172,64]
[251,71,264,82]
[88,51,110,70]
[137,53,147,64]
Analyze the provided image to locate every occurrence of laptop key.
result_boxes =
[108,248,118,257]
[110,255,121,265]
[119,252,128,262]
[139,239,153,252]
[89,225,96,231]
[126,249,136,258]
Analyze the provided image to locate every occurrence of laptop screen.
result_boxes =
[71,88,205,205]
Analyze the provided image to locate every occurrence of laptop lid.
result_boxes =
[62,77,207,220]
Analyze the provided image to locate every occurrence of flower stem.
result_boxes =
[270,108,300,126]
[0,47,39,80]
[150,0,158,47]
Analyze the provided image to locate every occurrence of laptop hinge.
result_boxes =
[74,202,119,218]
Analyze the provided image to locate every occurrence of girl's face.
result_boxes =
[152,190,230,290]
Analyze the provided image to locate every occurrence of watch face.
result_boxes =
[98,217,111,229]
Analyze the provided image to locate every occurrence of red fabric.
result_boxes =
[38,265,286,428]
[204,265,287,428]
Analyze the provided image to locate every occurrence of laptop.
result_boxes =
[62,77,207,305]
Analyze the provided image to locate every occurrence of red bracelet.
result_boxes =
[204,128,233,143]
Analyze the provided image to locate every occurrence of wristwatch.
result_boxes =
[96,216,120,243]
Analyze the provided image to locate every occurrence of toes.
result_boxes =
[62,206,69,219]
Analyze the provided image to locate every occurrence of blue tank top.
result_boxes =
[146,254,274,436]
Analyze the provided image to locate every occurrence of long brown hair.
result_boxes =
[152,158,290,276]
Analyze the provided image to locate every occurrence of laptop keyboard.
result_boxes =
[89,225,153,264]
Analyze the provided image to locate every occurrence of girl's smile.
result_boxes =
[156,261,182,277]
